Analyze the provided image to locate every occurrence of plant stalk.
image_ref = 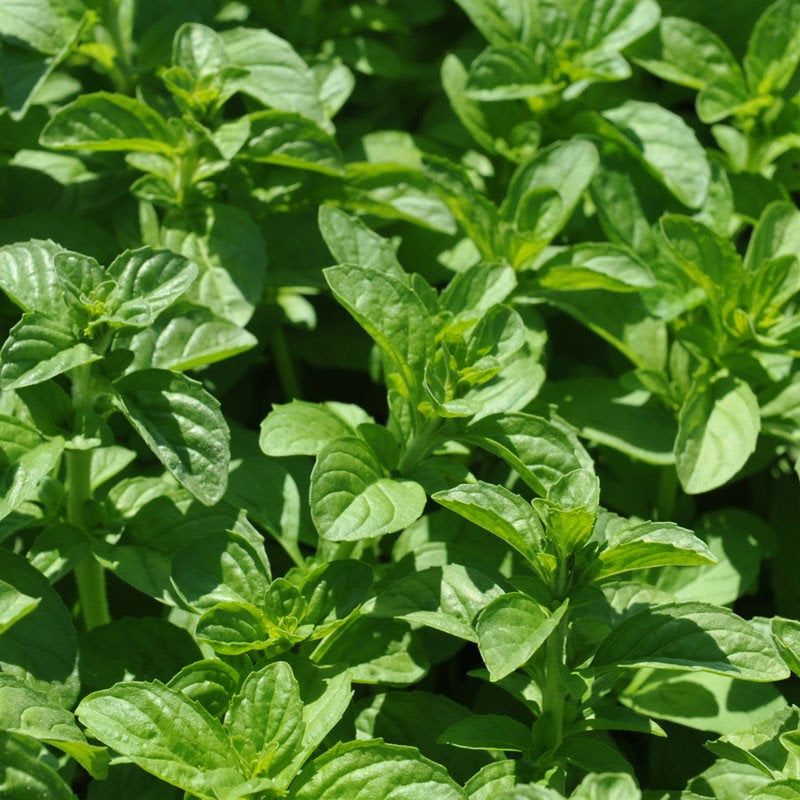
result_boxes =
[270,324,302,400]
[69,366,110,631]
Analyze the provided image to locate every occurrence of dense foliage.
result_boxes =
[3,0,800,798]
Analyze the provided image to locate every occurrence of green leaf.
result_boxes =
[318,205,404,278]
[749,781,800,799]
[40,92,176,154]
[0,436,63,524]
[634,17,741,90]
[114,368,230,505]
[439,714,532,752]
[432,481,543,568]
[324,264,434,401]
[593,602,790,681]
[0,239,68,317]
[571,772,641,800]
[102,248,198,328]
[0,674,108,778]
[364,563,506,642]
[744,0,800,95]
[221,27,326,126]
[0,730,78,800]
[451,0,522,45]
[0,0,74,54]
[0,579,39,632]
[314,617,429,685]
[501,139,599,241]
[771,617,800,676]
[76,681,242,799]
[466,44,558,102]
[0,549,78,706]
[302,559,373,632]
[675,372,760,494]
[226,662,304,787]
[168,659,240,718]
[600,101,711,208]
[574,0,660,51]
[119,304,256,372]
[242,110,343,175]
[595,521,717,579]
[461,412,594,496]
[171,531,271,610]
[163,204,267,327]
[287,740,467,799]
[745,201,800,271]
[535,244,655,292]
[260,400,366,457]
[477,594,566,681]
[310,436,426,541]
[0,312,98,390]
[195,601,272,655]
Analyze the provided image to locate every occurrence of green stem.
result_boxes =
[270,324,301,400]
[397,419,441,474]
[69,366,110,631]
[541,558,569,751]
[656,466,678,521]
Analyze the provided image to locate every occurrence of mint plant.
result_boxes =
[5,1,800,799]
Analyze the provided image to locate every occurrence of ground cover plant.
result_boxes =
[5,0,800,798]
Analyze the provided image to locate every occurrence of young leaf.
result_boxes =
[476,594,567,681]
[744,0,800,95]
[114,368,230,505]
[286,740,467,799]
[195,601,272,655]
[593,602,790,681]
[76,681,242,799]
[226,662,305,787]
[104,248,198,327]
[0,730,78,800]
[168,659,240,717]
[0,239,69,317]
[310,436,426,541]
[675,372,760,494]
[574,0,660,52]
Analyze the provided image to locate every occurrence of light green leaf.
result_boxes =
[772,617,800,676]
[104,248,198,327]
[0,549,78,706]
[226,662,304,787]
[501,139,599,241]
[221,27,326,126]
[324,264,434,400]
[634,17,741,90]
[173,22,227,80]
[0,0,73,54]
[451,0,522,45]
[477,594,566,681]
[119,304,256,371]
[535,243,654,292]
[168,659,240,718]
[0,239,68,317]
[287,740,467,799]
[432,481,543,568]
[675,372,760,494]
[40,92,176,154]
[0,312,98,390]
[310,436,426,541]
[318,205,404,278]
[439,714,531,752]
[593,602,790,681]
[574,0,660,51]
[601,101,711,208]
[114,368,229,505]
[302,559,373,632]
[461,412,594,496]
[314,617,429,685]
[0,674,108,778]
[364,563,506,642]
[0,730,78,800]
[466,44,558,102]
[595,521,716,579]
[744,0,800,95]
[171,531,270,611]
[260,400,366,457]
[76,681,242,799]
[195,601,271,655]
[749,780,800,799]
[696,74,752,125]
[0,436,63,523]
[571,772,640,800]
[0,579,39,633]
[745,201,800,271]
[242,110,343,175]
